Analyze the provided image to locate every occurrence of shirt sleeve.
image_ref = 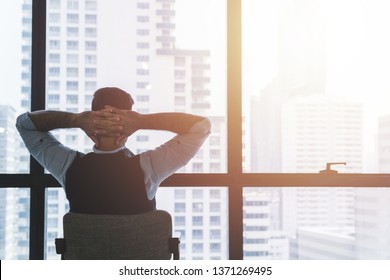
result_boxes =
[140,118,211,200]
[15,112,78,188]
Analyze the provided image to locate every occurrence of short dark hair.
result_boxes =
[92,87,134,111]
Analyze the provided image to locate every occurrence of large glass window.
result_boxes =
[243,0,390,174]
[157,187,228,260]
[2,0,390,261]
[243,187,390,259]
[41,0,226,259]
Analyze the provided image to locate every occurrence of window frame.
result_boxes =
[1,0,390,260]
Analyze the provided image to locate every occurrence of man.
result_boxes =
[16,87,210,214]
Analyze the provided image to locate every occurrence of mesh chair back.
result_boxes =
[61,210,174,260]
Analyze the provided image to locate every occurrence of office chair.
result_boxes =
[55,210,180,260]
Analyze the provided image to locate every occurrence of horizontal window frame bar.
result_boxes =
[2,173,390,188]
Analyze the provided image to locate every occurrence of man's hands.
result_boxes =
[76,106,141,145]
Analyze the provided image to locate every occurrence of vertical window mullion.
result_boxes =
[227,0,243,259]
[29,0,47,260]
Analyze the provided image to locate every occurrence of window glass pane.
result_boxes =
[42,0,226,259]
[243,187,390,260]
[0,188,30,260]
[0,1,32,260]
[243,0,390,173]
[157,187,228,260]
[45,187,68,260]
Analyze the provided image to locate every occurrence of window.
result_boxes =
[85,68,96,77]
[67,14,79,24]
[175,70,185,80]
[210,243,221,253]
[85,41,97,51]
[47,94,60,104]
[137,16,149,22]
[67,54,78,64]
[49,26,60,36]
[85,14,97,24]
[136,82,149,89]
[85,55,96,64]
[66,81,78,91]
[137,55,149,62]
[192,243,203,253]
[210,202,220,212]
[49,40,60,50]
[66,95,78,104]
[48,81,60,91]
[192,230,203,240]
[48,53,60,63]
[67,0,79,10]
[85,28,97,37]
[174,216,185,227]
[192,202,203,212]
[7,0,390,263]
[49,0,60,9]
[210,216,220,226]
[210,229,221,240]
[174,96,186,106]
[175,56,185,66]
[174,189,186,199]
[137,29,149,36]
[66,67,78,77]
[174,203,185,213]
[174,83,185,93]
[137,2,150,9]
[48,67,60,77]
[49,13,60,23]
[85,1,97,11]
[137,42,149,49]
[67,40,78,50]
[136,95,149,102]
[136,135,149,142]
[67,27,78,37]
[192,162,203,172]
[192,216,203,226]
[85,81,96,91]
[136,68,149,75]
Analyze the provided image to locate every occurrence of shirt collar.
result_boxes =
[93,145,127,154]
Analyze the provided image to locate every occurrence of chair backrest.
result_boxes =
[56,210,179,260]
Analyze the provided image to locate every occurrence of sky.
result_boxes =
[242,0,390,116]
[0,0,23,110]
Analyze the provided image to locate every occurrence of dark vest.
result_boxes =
[65,149,156,214]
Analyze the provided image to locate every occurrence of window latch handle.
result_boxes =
[319,162,347,174]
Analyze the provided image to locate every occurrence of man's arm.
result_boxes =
[15,110,120,187]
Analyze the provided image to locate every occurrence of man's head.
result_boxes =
[91,87,134,150]
[92,87,134,111]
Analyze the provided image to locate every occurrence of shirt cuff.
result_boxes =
[188,118,211,134]
[16,112,37,130]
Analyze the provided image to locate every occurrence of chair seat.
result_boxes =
[56,210,179,260]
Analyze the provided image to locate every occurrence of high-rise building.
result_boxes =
[281,95,362,258]
[0,106,19,259]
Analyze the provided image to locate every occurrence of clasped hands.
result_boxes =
[79,105,140,146]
